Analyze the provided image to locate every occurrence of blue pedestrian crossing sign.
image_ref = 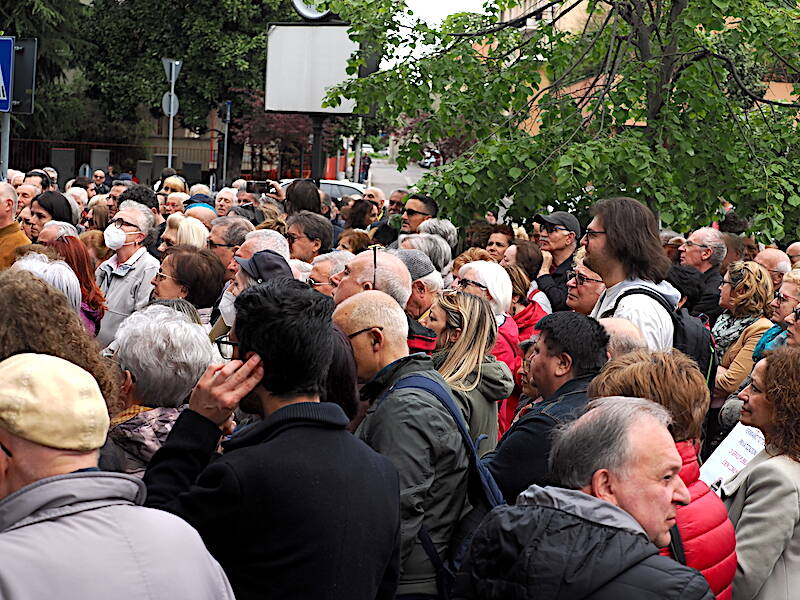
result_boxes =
[0,37,14,113]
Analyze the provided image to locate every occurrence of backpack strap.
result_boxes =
[601,286,675,320]
[668,523,687,565]
[391,374,504,506]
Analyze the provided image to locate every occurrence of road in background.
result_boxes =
[369,159,426,198]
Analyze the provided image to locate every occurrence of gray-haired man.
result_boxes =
[456,397,711,599]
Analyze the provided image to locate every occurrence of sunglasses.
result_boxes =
[402,208,431,218]
[286,232,313,244]
[207,239,236,249]
[566,270,604,286]
[457,278,487,290]
[111,217,139,229]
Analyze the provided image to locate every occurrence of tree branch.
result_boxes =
[709,52,800,109]
[448,0,576,38]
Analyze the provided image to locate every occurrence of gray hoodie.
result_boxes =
[0,471,235,599]
[591,278,681,351]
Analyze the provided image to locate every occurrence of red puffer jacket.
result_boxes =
[493,315,522,436]
[659,440,736,600]
[510,300,549,343]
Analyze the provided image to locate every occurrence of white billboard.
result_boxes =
[265,24,359,115]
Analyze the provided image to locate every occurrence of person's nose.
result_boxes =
[672,476,691,507]
[330,271,343,286]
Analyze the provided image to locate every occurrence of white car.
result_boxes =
[279,179,366,201]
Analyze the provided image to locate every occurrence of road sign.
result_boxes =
[12,38,37,114]
[0,37,14,113]
[162,58,182,82]
[162,91,179,117]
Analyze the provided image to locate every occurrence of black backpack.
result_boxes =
[601,287,718,389]
[385,374,506,599]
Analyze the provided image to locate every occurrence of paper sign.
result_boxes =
[699,422,764,493]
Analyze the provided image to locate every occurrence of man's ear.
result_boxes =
[589,469,618,506]
[120,369,135,398]
[555,352,573,377]
[412,280,425,297]
[312,238,322,254]
[370,328,386,352]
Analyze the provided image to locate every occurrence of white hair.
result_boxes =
[115,305,219,408]
[418,218,458,249]
[13,253,81,313]
[313,250,355,276]
[176,216,209,248]
[43,220,79,239]
[694,227,727,267]
[119,200,154,235]
[189,183,211,197]
[216,187,238,203]
[65,186,88,209]
[289,259,313,282]
[244,229,290,261]
[399,233,452,272]
[460,260,512,316]
[417,270,443,293]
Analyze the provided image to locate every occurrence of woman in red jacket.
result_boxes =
[456,260,523,434]
[588,349,736,600]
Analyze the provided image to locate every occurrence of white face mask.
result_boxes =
[219,290,237,327]
[104,224,139,250]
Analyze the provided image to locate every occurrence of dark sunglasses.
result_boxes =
[402,207,431,218]
[457,278,488,290]
[207,239,236,249]
[567,270,604,286]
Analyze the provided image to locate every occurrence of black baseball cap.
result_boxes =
[234,249,292,284]
[534,211,581,237]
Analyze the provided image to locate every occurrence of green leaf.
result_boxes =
[462,173,477,185]
[509,167,522,179]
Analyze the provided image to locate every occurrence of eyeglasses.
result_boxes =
[721,279,735,287]
[17,217,32,226]
[791,307,800,322]
[161,186,179,193]
[457,278,488,290]
[364,193,377,199]
[682,240,709,249]
[402,207,431,218]
[285,232,311,245]
[111,217,139,230]
[308,276,331,287]
[347,326,383,340]
[583,228,606,240]
[566,270,604,286]
[369,244,381,289]
[0,442,12,458]
[774,290,799,304]
[214,335,240,360]
[207,239,236,249]
[154,270,179,283]
[541,223,570,234]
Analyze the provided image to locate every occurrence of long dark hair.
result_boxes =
[347,199,374,230]
[592,197,671,283]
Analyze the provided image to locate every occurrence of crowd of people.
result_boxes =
[0,164,799,600]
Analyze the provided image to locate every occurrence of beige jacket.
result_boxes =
[715,317,772,396]
[722,449,800,600]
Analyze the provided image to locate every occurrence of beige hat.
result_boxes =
[0,354,110,451]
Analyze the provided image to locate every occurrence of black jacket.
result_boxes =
[144,403,401,600]
[453,485,713,600]
[486,374,594,504]
[535,253,575,312]
[692,267,723,326]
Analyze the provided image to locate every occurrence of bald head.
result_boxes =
[335,290,408,339]
[787,242,800,267]
[755,248,791,288]
[0,182,17,225]
[185,205,216,230]
[599,317,647,358]
[332,250,412,307]
[364,187,386,205]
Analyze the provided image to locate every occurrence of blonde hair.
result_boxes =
[452,247,493,275]
[587,349,709,441]
[176,216,209,249]
[781,268,800,288]
[727,260,773,318]
[573,246,587,267]
[162,175,188,194]
[435,290,498,392]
